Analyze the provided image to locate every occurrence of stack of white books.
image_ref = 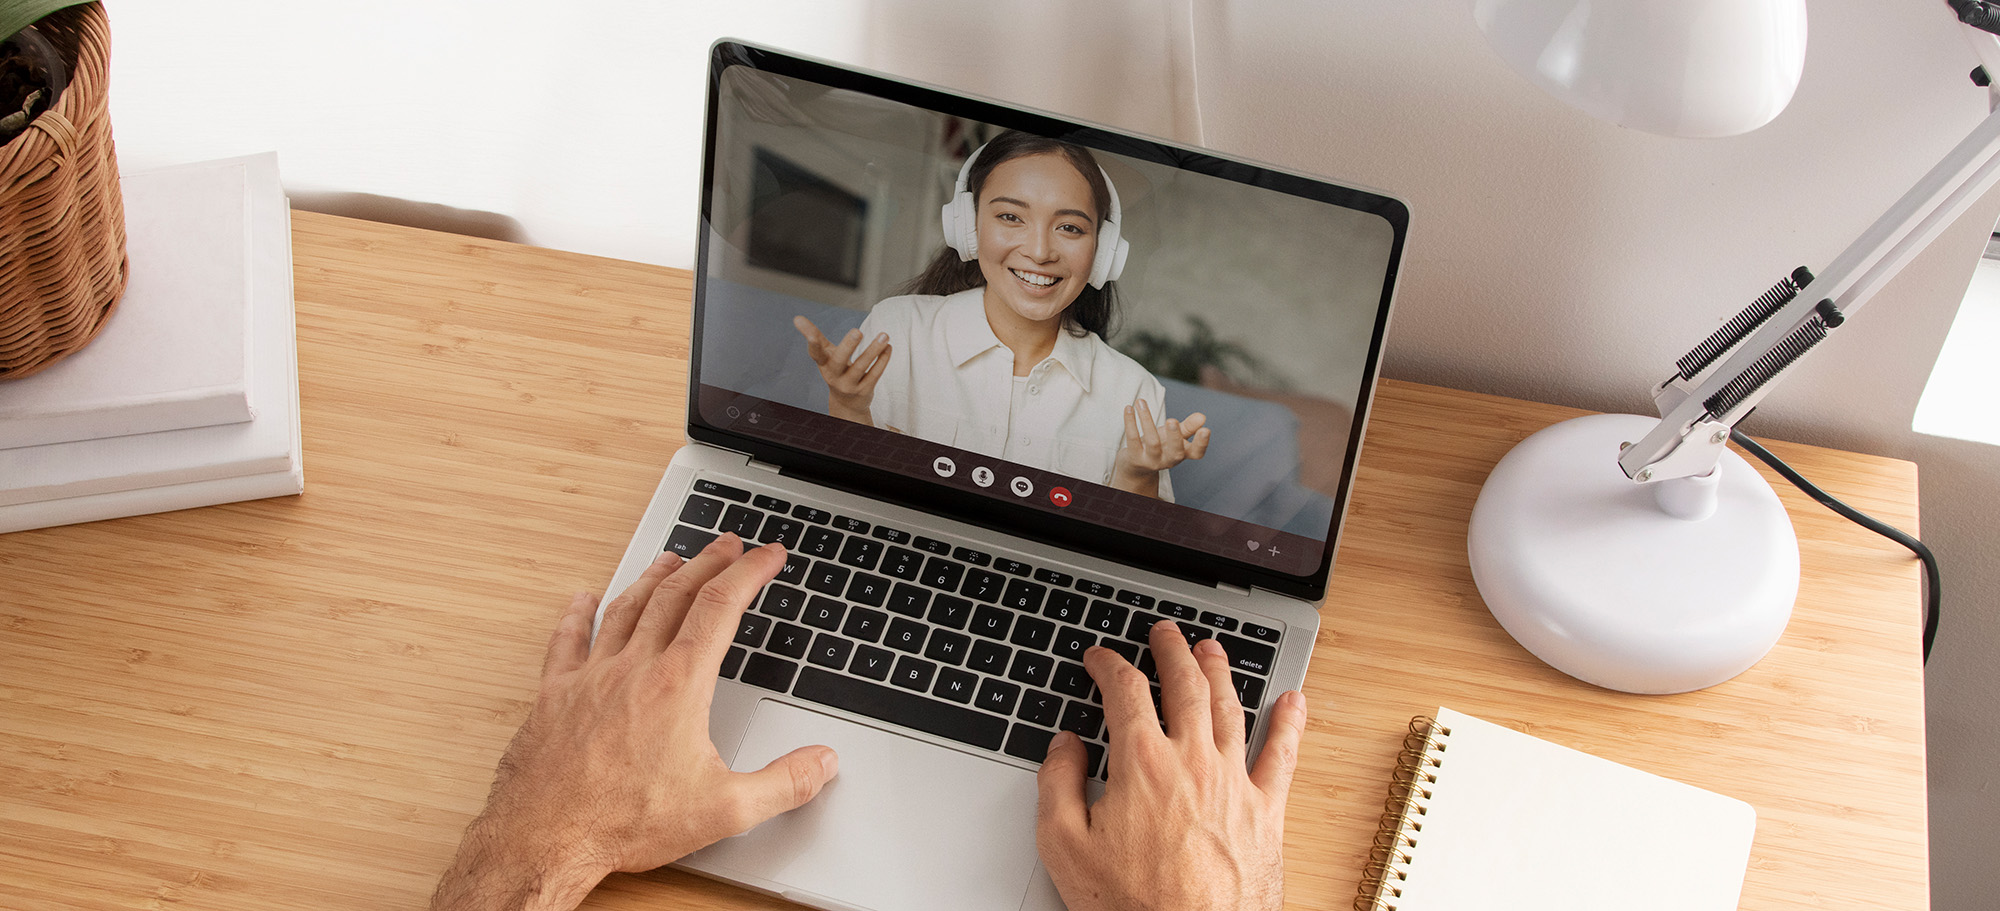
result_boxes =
[0,153,302,533]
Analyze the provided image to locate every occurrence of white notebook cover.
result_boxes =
[0,154,299,519]
[0,158,256,449]
[1374,707,1757,911]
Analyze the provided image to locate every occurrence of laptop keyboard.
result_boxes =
[665,476,1286,781]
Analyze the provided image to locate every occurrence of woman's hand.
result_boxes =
[794,316,891,426]
[1110,398,1210,498]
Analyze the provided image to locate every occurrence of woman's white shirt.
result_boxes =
[857,289,1175,502]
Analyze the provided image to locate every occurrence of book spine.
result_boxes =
[1354,715,1451,911]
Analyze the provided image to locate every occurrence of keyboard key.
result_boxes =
[693,479,751,502]
[1243,622,1283,643]
[1044,591,1088,625]
[914,536,952,555]
[1051,661,1094,699]
[735,613,772,648]
[1076,578,1114,598]
[961,568,1006,603]
[799,526,842,559]
[808,633,855,669]
[802,596,845,631]
[880,546,924,582]
[891,655,937,692]
[1003,724,1058,763]
[975,678,1021,715]
[1084,600,1129,636]
[793,667,1005,751]
[776,553,809,586]
[752,494,791,513]
[1232,672,1266,707]
[1157,600,1198,621]
[1179,624,1213,646]
[970,605,1013,640]
[758,584,807,620]
[759,516,804,548]
[664,525,718,559]
[933,667,978,704]
[832,515,870,534]
[805,562,851,596]
[921,556,966,591]
[927,594,973,629]
[1059,701,1104,739]
[677,495,724,529]
[1034,568,1074,587]
[1199,611,1239,632]
[1243,711,1256,743]
[1136,650,1159,682]
[1125,612,1166,643]
[1001,578,1048,613]
[1015,689,1062,726]
[872,525,911,544]
[1116,590,1156,610]
[768,623,812,659]
[1009,616,1056,651]
[884,617,928,653]
[1052,627,1096,662]
[841,607,887,643]
[1009,652,1054,688]
[994,558,1032,577]
[952,547,992,567]
[792,505,832,525]
[1101,639,1141,664]
[838,536,884,571]
[886,583,931,618]
[721,646,747,679]
[968,639,1011,676]
[740,653,797,691]
[1217,633,1277,676]
[846,573,890,608]
[924,630,971,666]
[1085,741,1107,779]
[719,504,763,538]
[851,645,895,681]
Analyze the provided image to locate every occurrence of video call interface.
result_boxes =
[693,61,1404,580]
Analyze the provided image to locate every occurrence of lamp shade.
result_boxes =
[1473,0,1808,138]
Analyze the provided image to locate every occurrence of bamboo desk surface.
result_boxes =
[0,212,1928,910]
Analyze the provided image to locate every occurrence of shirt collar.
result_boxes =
[940,288,1099,392]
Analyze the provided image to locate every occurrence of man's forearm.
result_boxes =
[431,813,608,911]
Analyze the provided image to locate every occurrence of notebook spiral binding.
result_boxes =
[1353,715,1451,911]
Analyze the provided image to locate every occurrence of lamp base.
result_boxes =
[1467,414,1799,694]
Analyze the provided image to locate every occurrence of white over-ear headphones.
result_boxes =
[938,140,1130,289]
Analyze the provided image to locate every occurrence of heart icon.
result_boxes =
[1246,540,1261,552]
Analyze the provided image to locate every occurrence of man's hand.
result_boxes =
[794,316,891,426]
[1109,398,1211,499]
[431,536,838,911]
[1036,622,1307,911]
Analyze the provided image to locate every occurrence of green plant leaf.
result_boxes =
[1,0,93,46]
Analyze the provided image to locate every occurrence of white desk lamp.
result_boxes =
[1466,0,2000,693]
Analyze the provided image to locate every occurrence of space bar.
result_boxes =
[792,668,1008,752]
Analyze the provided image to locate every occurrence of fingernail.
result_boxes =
[819,748,840,779]
[1283,691,1306,710]
[1048,731,1079,754]
[653,552,682,567]
[1197,638,1226,657]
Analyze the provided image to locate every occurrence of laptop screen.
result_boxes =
[690,42,1406,599]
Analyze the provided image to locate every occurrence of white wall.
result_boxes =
[101,1,1998,906]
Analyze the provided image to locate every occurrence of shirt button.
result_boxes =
[1028,385,1040,395]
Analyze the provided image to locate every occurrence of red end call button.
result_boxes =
[1048,487,1073,507]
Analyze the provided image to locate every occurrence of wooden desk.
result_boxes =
[0,213,1928,910]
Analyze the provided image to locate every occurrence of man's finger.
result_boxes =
[1084,644,1161,749]
[1249,690,1308,799]
[543,591,597,679]
[594,552,683,655]
[1149,621,1212,745]
[1035,731,1090,846]
[726,745,839,833]
[660,542,788,684]
[629,534,746,655]
[1192,638,1246,757]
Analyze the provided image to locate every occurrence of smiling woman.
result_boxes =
[793,130,1208,501]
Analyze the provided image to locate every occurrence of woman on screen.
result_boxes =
[792,131,1210,501]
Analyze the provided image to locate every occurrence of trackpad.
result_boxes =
[690,700,1043,911]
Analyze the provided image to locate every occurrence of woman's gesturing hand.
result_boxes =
[794,316,891,426]
[1110,398,1211,498]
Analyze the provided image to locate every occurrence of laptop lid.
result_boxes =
[689,41,1408,602]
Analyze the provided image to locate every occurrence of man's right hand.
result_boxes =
[793,316,890,426]
[1035,622,1308,911]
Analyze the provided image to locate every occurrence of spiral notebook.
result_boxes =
[1355,707,1758,911]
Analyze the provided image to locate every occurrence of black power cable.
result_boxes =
[1729,430,1940,663]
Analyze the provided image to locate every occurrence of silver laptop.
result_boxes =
[596,40,1407,911]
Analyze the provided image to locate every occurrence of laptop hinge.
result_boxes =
[1213,581,1252,599]
[746,458,784,475]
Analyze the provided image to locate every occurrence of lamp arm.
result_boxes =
[1619,29,2000,483]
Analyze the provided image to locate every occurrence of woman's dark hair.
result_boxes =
[899,130,1120,339]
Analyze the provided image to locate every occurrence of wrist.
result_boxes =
[432,811,612,911]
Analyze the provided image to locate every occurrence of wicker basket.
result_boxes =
[0,2,125,381]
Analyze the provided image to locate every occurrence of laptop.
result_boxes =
[595,40,1408,911]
